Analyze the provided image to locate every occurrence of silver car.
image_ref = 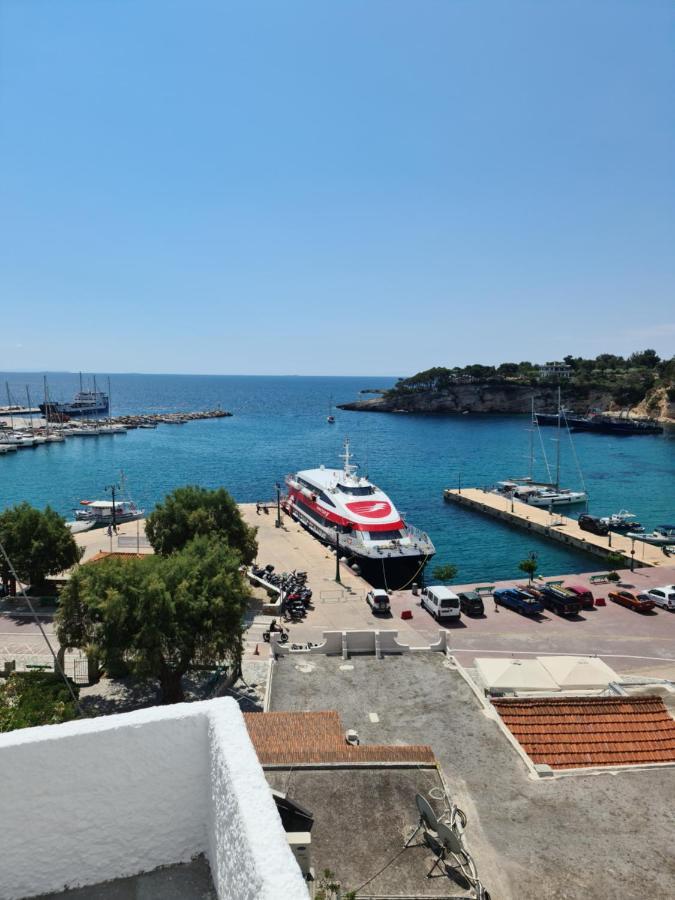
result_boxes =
[645,585,675,610]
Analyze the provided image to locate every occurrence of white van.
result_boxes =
[420,586,461,620]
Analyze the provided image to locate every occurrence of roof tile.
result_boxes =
[244,710,435,766]
[493,695,675,769]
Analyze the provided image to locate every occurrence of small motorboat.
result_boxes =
[600,510,643,533]
[626,525,675,545]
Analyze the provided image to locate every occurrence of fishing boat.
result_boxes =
[69,497,145,531]
[284,438,435,589]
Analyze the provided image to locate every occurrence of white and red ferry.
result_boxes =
[284,439,435,589]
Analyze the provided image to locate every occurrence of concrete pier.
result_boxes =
[444,487,670,568]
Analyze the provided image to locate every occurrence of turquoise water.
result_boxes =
[2,373,674,582]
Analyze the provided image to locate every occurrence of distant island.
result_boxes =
[343,351,675,422]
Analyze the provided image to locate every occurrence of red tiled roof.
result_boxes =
[244,710,435,766]
[493,696,675,769]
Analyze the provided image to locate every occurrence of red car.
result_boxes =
[562,584,595,610]
[608,589,655,613]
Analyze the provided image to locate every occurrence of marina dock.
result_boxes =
[443,487,671,568]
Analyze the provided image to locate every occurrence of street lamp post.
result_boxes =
[275,483,281,529]
[630,537,635,573]
[105,482,120,552]
[335,530,341,584]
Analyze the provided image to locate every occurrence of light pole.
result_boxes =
[275,482,281,528]
[335,530,342,584]
[630,537,635,573]
[105,482,120,551]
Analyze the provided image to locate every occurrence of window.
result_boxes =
[337,484,374,496]
[440,598,458,608]
[367,529,402,541]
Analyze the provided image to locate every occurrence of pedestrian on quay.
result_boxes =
[493,595,499,613]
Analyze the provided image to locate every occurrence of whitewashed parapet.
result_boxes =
[0,698,307,900]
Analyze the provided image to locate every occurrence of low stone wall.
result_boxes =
[271,629,447,658]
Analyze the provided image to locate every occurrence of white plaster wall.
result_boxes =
[207,706,308,900]
[0,698,307,900]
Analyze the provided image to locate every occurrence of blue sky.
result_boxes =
[1,0,673,375]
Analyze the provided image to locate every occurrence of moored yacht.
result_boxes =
[284,439,435,589]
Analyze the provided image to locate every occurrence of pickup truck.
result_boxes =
[607,589,655,613]
[558,584,595,610]
[493,587,543,616]
[521,585,581,617]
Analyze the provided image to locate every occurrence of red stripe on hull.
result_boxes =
[287,488,404,532]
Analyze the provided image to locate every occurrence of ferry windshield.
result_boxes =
[337,484,374,496]
[367,529,402,540]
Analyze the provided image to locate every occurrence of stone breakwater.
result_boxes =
[107,408,232,427]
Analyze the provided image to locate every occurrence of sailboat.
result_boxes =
[493,392,587,508]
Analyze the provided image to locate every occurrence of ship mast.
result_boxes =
[340,437,357,478]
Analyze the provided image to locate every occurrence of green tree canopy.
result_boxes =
[145,485,257,562]
[518,555,538,584]
[0,502,82,588]
[0,672,80,732]
[432,564,458,583]
[57,535,249,703]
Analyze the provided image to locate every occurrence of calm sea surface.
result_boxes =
[2,373,674,582]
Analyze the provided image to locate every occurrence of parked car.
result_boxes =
[493,587,543,616]
[536,586,581,617]
[578,514,609,536]
[366,589,391,615]
[607,589,655,613]
[457,590,484,617]
[559,584,595,610]
[420,586,461,621]
[644,586,675,611]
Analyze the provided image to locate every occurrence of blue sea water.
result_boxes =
[2,372,674,582]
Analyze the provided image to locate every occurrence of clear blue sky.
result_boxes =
[1,1,673,375]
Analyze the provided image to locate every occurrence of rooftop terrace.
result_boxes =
[270,651,675,899]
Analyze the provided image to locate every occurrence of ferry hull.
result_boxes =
[288,504,432,590]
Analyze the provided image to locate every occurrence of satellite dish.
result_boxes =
[415,793,439,832]
[437,821,465,856]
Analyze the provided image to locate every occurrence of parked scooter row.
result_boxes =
[250,563,313,622]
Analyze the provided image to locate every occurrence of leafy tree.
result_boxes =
[518,554,538,584]
[0,672,79,732]
[146,485,257,562]
[432,564,458,583]
[497,363,519,377]
[57,535,249,703]
[0,503,82,589]
[629,349,660,369]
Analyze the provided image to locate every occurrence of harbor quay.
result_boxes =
[444,487,672,567]
[3,504,674,679]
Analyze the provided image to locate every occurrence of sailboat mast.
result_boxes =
[26,386,35,436]
[555,385,562,490]
[6,382,14,431]
[79,372,83,393]
[529,396,535,480]
[108,376,112,422]
[43,376,51,435]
